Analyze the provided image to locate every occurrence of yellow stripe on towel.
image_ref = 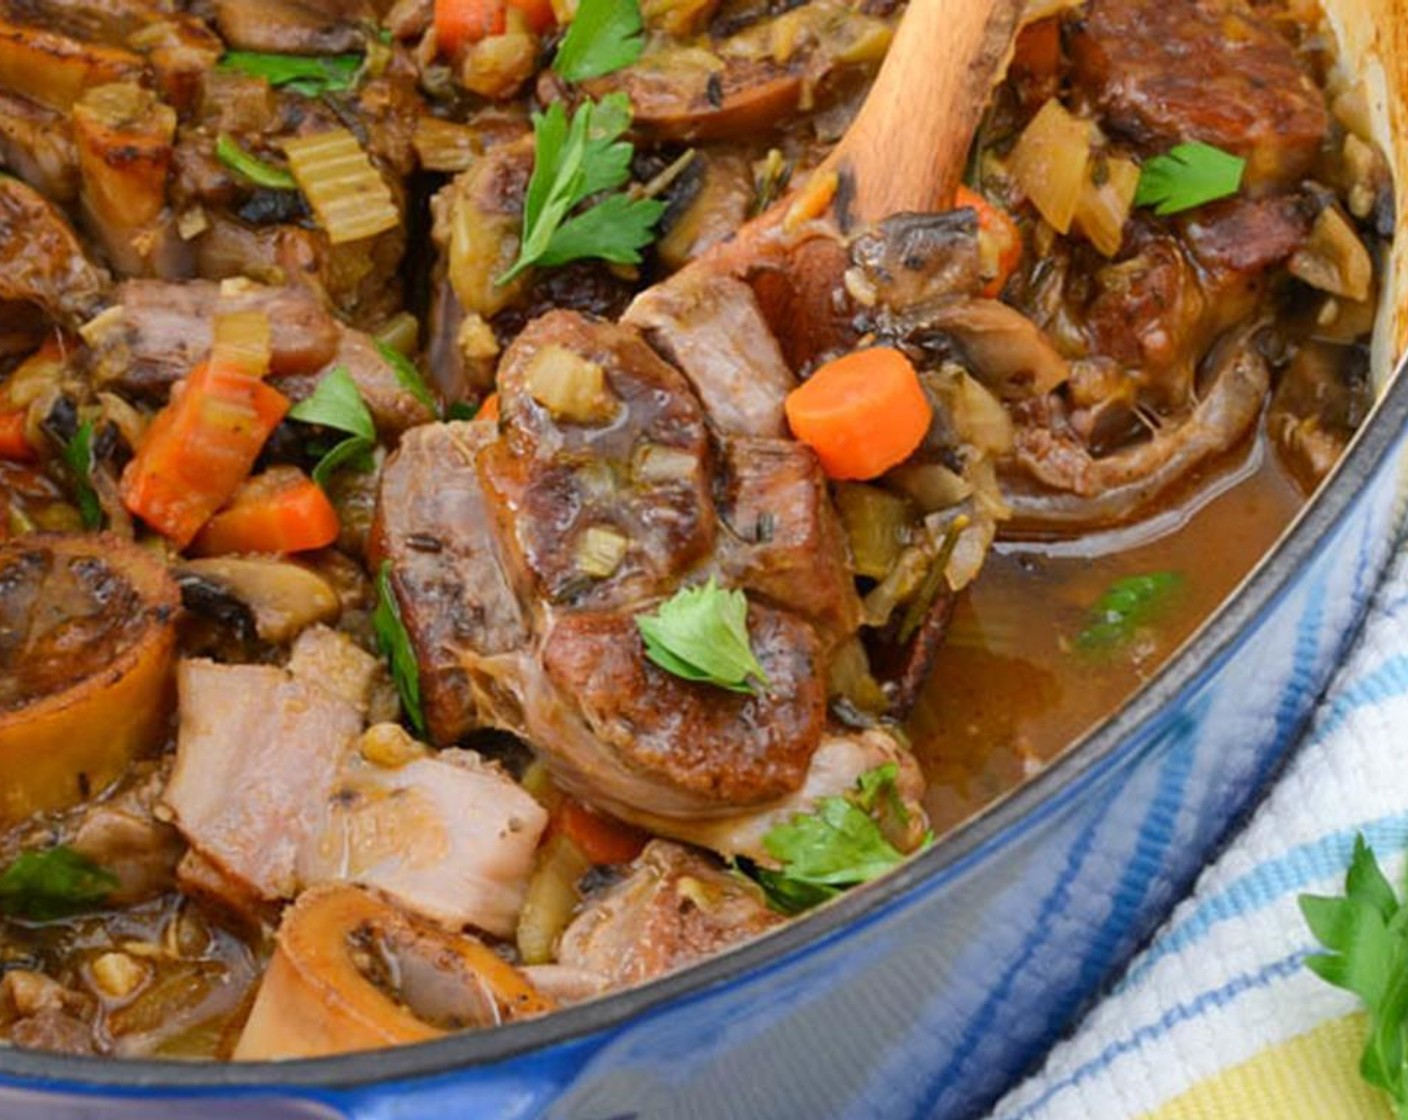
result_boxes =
[1140,1013,1392,1120]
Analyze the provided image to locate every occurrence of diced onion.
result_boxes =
[282,128,400,245]
[1074,154,1140,258]
[576,526,629,579]
[633,443,697,482]
[524,345,617,424]
[949,371,1015,456]
[1289,205,1373,303]
[835,484,911,579]
[1009,98,1091,235]
[517,833,591,966]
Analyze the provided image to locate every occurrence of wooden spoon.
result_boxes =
[821,0,1025,226]
[635,0,1026,366]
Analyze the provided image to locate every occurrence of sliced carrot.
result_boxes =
[435,0,506,53]
[0,411,32,461]
[191,467,341,557]
[785,347,932,482]
[955,185,1023,299]
[121,361,290,549]
[478,392,500,423]
[551,796,648,866]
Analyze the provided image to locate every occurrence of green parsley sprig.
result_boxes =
[1075,570,1183,653]
[552,0,644,82]
[1134,141,1245,216]
[744,763,926,915]
[217,51,363,98]
[372,560,426,736]
[1301,835,1408,1118]
[636,578,769,695]
[497,93,664,285]
[374,339,439,417]
[287,366,376,487]
[0,846,118,921]
[60,419,102,530]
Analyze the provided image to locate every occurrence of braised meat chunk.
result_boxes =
[1070,0,1329,190]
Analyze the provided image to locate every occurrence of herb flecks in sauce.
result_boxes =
[0,847,117,921]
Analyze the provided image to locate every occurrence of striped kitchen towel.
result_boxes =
[988,538,1408,1120]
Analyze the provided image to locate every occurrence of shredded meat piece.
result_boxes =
[162,660,361,900]
[624,273,797,438]
[1,971,96,1055]
[558,841,786,989]
[298,749,548,938]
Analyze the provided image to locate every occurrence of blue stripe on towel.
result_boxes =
[1117,813,1408,991]
[1008,951,1310,1120]
[1314,655,1408,741]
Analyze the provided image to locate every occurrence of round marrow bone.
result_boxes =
[0,532,178,826]
[234,884,555,1060]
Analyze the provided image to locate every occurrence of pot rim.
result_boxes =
[5,353,1407,1094]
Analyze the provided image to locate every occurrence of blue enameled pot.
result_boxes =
[2,351,1406,1120]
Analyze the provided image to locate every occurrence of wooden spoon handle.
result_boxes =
[823,0,1025,225]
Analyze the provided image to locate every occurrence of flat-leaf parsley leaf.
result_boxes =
[60,419,103,530]
[372,560,426,736]
[553,0,645,82]
[0,846,118,921]
[1301,835,1408,1117]
[1075,570,1183,653]
[636,578,768,694]
[218,51,363,97]
[1134,141,1245,216]
[497,94,664,285]
[745,763,924,915]
[287,366,376,487]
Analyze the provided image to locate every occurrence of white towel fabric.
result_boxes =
[988,539,1408,1120]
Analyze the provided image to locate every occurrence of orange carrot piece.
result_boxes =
[478,393,500,423]
[121,361,290,549]
[0,411,32,461]
[784,347,932,481]
[955,185,1023,298]
[552,797,648,866]
[508,0,555,33]
[435,0,506,53]
[191,467,340,557]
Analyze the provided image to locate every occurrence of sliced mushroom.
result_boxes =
[907,298,1070,401]
[0,533,178,826]
[175,557,340,645]
[233,884,554,1060]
